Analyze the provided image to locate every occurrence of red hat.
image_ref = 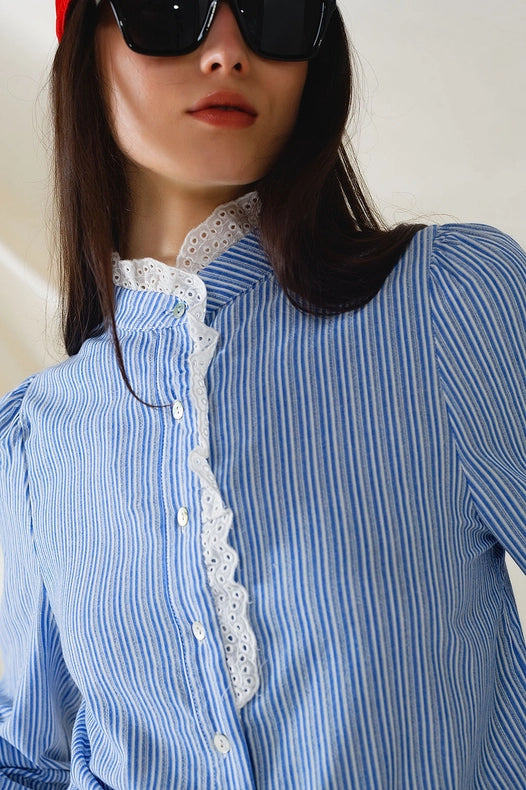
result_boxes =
[56,0,71,40]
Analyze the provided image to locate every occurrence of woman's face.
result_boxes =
[95,1,308,197]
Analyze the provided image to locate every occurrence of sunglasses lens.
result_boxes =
[115,0,212,56]
[112,0,331,60]
[235,0,327,60]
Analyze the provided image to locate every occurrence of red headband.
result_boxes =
[56,0,71,40]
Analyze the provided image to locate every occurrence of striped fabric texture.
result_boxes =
[0,218,525,788]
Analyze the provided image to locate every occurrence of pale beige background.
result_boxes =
[0,2,524,629]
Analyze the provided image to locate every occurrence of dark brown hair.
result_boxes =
[51,0,424,369]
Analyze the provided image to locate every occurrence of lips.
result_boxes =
[187,91,258,129]
[188,91,257,117]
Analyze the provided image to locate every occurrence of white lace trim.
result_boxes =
[177,191,260,273]
[112,256,206,306]
[186,310,260,709]
[111,194,261,709]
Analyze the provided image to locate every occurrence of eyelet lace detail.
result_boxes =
[111,193,261,708]
[112,255,205,308]
[187,307,260,708]
[177,191,260,273]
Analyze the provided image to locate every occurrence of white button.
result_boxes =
[172,400,184,421]
[213,733,231,755]
[192,621,206,641]
[172,300,187,319]
[177,507,189,528]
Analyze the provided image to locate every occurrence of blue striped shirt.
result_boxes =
[0,215,525,788]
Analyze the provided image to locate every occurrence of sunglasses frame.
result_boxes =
[99,0,337,61]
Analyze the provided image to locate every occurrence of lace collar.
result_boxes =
[112,191,260,290]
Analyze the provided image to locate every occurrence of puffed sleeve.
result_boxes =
[0,379,81,788]
[429,224,526,571]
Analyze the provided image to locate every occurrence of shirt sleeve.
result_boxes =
[429,224,526,572]
[0,379,81,789]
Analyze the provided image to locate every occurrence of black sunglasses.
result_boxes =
[98,0,337,61]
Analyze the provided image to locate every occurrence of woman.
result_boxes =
[0,0,524,787]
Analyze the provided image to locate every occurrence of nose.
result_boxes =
[199,2,251,75]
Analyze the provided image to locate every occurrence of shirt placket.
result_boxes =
[160,275,256,784]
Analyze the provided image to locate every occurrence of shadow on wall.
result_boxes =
[0,241,62,395]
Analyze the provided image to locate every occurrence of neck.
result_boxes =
[123,169,250,265]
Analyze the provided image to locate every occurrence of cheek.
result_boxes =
[280,63,308,125]
[106,68,154,158]
[98,34,173,166]
[267,64,308,142]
